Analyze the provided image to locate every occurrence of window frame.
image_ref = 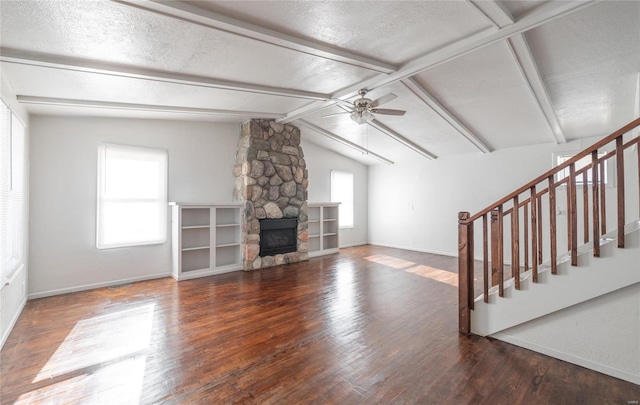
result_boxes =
[553,151,610,187]
[330,170,354,229]
[96,143,168,250]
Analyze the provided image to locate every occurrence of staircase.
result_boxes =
[470,220,640,336]
[458,118,640,382]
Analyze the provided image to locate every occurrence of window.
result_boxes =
[331,170,354,228]
[0,100,26,285]
[555,152,607,185]
[97,144,168,249]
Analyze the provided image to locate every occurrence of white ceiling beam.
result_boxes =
[507,35,566,143]
[113,0,397,75]
[277,0,597,124]
[0,49,329,101]
[401,78,491,154]
[467,0,514,28]
[467,1,566,144]
[16,95,285,119]
[371,0,596,89]
[275,99,343,123]
[368,119,437,160]
[296,119,394,165]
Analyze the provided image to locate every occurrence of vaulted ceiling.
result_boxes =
[1,0,638,165]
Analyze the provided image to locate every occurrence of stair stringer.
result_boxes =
[470,221,640,337]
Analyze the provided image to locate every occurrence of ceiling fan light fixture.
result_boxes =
[350,110,373,125]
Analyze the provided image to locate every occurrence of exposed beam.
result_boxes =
[507,35,566,143]
[372,1,596,89]
[276,99,343,124]
[368,119,437,160]
[296,119,394,165]
[277,0,597,124]
[0,49,329,101]
[113,0,397,75]
[468,0,514,28]
[467,1,566,144]
[401,78,491,154]
[16,95,285,119]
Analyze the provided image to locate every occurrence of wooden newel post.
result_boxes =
[458,211,472,335]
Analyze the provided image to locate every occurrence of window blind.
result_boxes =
[1,100,26,286]
[96,144,168,249]
[331,170,354,228]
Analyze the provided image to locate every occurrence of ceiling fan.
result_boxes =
[323,89,406,125]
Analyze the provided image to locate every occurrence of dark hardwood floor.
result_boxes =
[1,245,638,404]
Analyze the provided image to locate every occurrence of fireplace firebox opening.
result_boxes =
[259,218,298,257]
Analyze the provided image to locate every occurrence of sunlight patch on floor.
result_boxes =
[364,254,459,287]
[18,356,148,405]
[405,265,458,287]
[23,303,156,403]
[34,303,155,383]
[364,254,415,269]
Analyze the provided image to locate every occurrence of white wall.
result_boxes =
[29,116,239,297]
[369,143,557,256]
[27,117,367,298]
[302,140,368,247]
[495,283,640,384]
[369,137,640,260]
[1,76,30,348]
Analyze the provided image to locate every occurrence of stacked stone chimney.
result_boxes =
[233,119,309,270]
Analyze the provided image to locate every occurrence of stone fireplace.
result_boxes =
[233,119,309,270]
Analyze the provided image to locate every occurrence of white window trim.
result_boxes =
[96,143,168,249]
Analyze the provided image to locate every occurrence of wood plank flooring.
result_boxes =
[1,245,638,404]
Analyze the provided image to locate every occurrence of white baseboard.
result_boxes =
[1,296,27,350]
[367,242,522,266]
[28,272,171,300]
[367,242,457,258]
[492,331,640,385]
[339,241,368,248]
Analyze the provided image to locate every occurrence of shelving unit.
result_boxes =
[307,202,340,257]
[170,202,242,280]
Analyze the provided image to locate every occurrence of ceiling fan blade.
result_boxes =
[372,108,406,116]
[322,111,351,118]
[371,93,397,107]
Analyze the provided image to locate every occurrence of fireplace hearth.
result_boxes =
[259,218,298,257]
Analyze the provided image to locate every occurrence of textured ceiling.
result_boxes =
[1,0,638,165]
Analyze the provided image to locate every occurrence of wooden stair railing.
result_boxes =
[458,117,640,335]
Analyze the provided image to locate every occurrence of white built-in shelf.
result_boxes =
[307,202,340,258]
[182,246,210,252]
[216,242,241,248]
[170,202,243,280]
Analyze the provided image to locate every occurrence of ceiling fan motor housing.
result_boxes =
[354,97,373,112]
